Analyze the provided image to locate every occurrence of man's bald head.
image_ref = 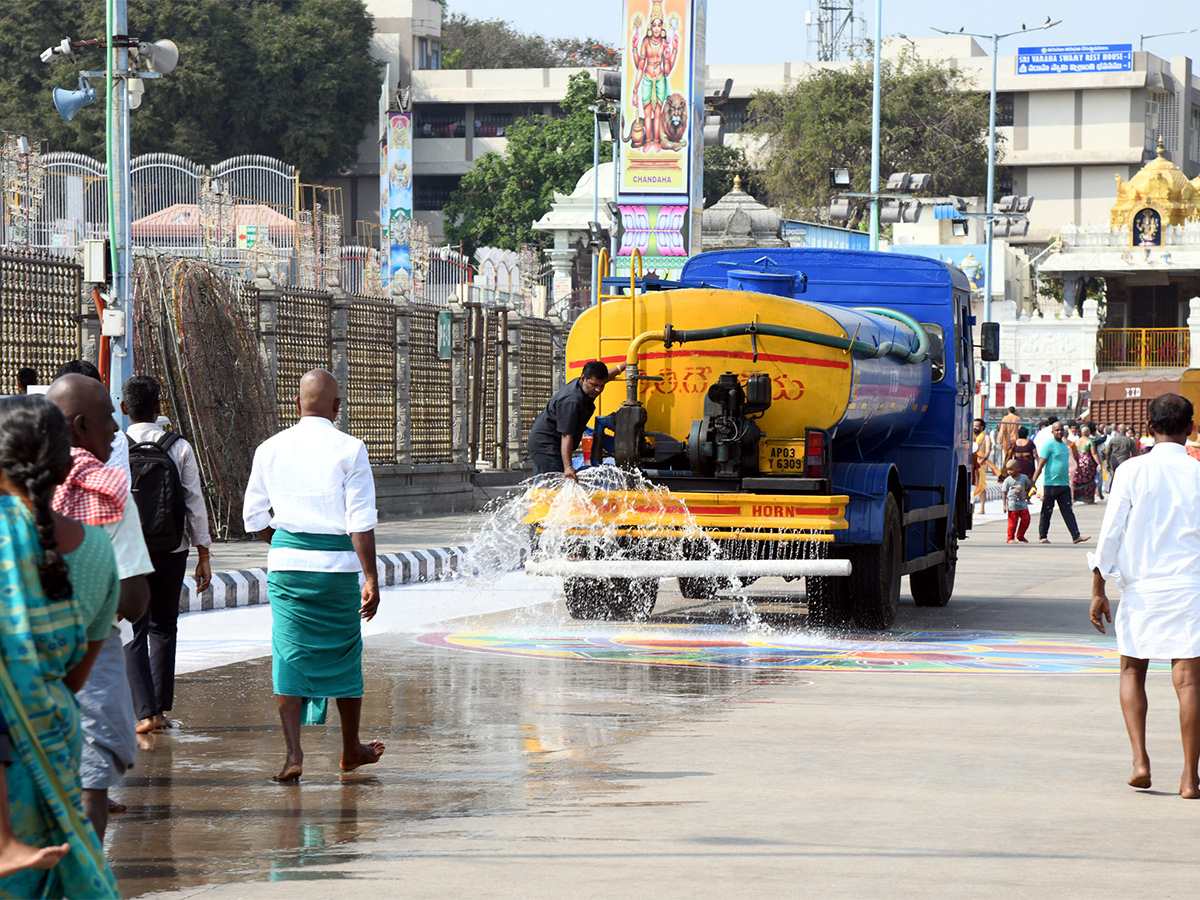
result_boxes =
[297,369,341,421]
[46,373,118,462]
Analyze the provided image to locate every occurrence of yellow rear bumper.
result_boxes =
[525,489,849,542]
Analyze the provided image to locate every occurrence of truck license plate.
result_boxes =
[759,440,807,473]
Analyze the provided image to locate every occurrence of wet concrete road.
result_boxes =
[108,502,1200,898]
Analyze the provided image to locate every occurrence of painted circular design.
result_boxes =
[418,628,1147,675]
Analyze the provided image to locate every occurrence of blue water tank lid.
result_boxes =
[727,268,797,297]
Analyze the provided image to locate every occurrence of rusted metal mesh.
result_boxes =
[0,250,81,393]
[130,256,277,540]
[347,296,397,461]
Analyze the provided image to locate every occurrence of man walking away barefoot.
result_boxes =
[1090,393,1200,798]
[242,369,385,782]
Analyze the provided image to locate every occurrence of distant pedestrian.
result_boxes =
[1073,425,1101,504]
[1010,426,1037,479]
[15,368,37,395]
[1032,421,1090,544]
[121,375,211,736]
[1034,416,1058,453]
[1090,393,1200,798]
[1001,459,1034,544]
[526,360,626,480]
[1105,423,1136,477]
[242,369,385,783]
[971,418,1000,514]
[998,406,1022,461]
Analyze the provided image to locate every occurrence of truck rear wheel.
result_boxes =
[849,494,902,629]
[678,576,719,600]
[910,521,957,608]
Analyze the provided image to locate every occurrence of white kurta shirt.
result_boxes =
[242,416,378,573]
[1088,442,1200,594]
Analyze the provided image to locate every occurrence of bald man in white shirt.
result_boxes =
[1090,393,1200,799]
[243,369,384,783]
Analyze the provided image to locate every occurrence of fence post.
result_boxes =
[548,313,568,393]
[506,312,523,469]
[394,297,413,465]
[329,277,352,433]
[450,300,470,465]
[254,265,280,408]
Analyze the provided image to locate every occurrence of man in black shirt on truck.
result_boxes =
[526,360,625,481]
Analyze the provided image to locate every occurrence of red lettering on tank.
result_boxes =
[681,366,712,393]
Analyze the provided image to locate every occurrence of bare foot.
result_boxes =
[153,714,177,730]
[1181,774,1199,799]
[1128,764,1152,789]
[108,800,127,814]
[0,837,70,878]
[135,717,157,734]
[340,740,385,772]
[272,755,303,783]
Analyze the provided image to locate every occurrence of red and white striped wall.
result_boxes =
[988,367,1091,412]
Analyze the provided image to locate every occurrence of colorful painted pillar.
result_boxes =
[613,0,706,282]
[380,88,414,298]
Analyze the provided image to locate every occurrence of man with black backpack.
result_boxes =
[121,375,211,735]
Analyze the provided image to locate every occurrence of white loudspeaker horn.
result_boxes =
[53,78,97,122]
[139,39,178,75]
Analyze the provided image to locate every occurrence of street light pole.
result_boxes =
[869,0,882,250]
[1139,29,1196,52]
[108,0,133,409]
[933,17,1059,394]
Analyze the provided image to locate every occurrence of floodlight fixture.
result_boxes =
[829,167,851,188]
[901,201,922,223]
[885,172,911,192]
[908,173,932,193]
[879,200,904,224]
[597,69,621,101]
[1010,217,1030,237]
[702,114,725,147]
[15,135,30,156]
[993,219,1010,238]
[951,219,969,237]
[829,198,852,222]
[997,194,1017,213]
[1016,196,1034,213]
[706,77,733,106]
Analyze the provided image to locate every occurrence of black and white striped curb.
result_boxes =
[177,546,472,614]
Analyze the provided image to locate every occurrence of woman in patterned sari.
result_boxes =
[0,395,119,899]
[1073,424,1101,504]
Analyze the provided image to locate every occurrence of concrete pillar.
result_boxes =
[547,239,577,310]
[1061,274,1079,319]
[394,297,413,465]
[547,313,568,394]
[253,265,280,413]
[449,301,469,465]
[329,277,352,433]
[506,313,524,467]
[1188,297,1200,368]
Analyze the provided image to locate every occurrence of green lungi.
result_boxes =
[268,530,363,725]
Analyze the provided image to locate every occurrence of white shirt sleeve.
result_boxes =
[102,487,155,580]
[242,446,273,534]
[1088,464,1132,581]
[343,443,378,534]
[176,439,211,548]
[107,429,131,481]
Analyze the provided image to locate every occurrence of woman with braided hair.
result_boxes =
[0,395,120,898]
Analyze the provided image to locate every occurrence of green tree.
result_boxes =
[443,72,597,255]
[702,145,763,209]
[749,49,992,223]
[0,0,380,177]
[440,12,618,69]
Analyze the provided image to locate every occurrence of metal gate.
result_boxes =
[275,288,331,428]
[347,297,397,461]
[409,306,453,462]
[0,251,82,393]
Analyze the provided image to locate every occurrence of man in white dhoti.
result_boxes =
[243,369,385,783]
[1090,393,1200,798]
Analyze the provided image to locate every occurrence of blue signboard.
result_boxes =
[1017,44,1132,75]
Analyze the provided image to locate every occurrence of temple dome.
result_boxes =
[1111,137,1200,228]
[701,175,787,250]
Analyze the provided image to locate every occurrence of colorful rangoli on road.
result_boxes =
[418,629,1153,675]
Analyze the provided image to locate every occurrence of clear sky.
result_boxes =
[445,1,1199,65]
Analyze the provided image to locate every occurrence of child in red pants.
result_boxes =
[1001,459,1034,543]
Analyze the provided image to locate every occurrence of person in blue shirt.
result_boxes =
[1032,420,1090,544]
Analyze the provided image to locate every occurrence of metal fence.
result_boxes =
[274,288,332,427]
[1096,327,1190,370]
[519,321,556,445]
[347,297,397,461]
[0,251,82,393]
[409,306,454,462]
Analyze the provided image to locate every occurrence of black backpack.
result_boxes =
[128,432,187,553]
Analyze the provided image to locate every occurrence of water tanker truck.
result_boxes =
[525,247,998,629]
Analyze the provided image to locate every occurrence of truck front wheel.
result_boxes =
[849,494,902,629]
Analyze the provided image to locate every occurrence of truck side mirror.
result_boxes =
[979,322,1000,362]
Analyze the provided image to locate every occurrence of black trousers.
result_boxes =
[125,549,189,720]
[532,452,565,475]
[1038,485,1081,541]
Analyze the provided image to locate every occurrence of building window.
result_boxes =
[1148,91,1179,152]
[1192,106,1200,163]
[995,92,1014,127]
[995,167,1013,196]
[415,176,462,211]
[473,105,528,137]
[414,104,465,139]
[416,37,440,71]
[722,98,754,134]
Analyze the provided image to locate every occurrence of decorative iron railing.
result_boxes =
[1096,328,1190,370]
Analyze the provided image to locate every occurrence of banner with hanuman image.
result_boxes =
[381,112,413,296]
[619,0,702,196]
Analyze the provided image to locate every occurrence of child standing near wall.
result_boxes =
[1002,459,1035,544]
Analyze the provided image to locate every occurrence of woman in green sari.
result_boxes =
[0,395,120,899]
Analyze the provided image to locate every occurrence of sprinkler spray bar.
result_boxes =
[526,558,853,579]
